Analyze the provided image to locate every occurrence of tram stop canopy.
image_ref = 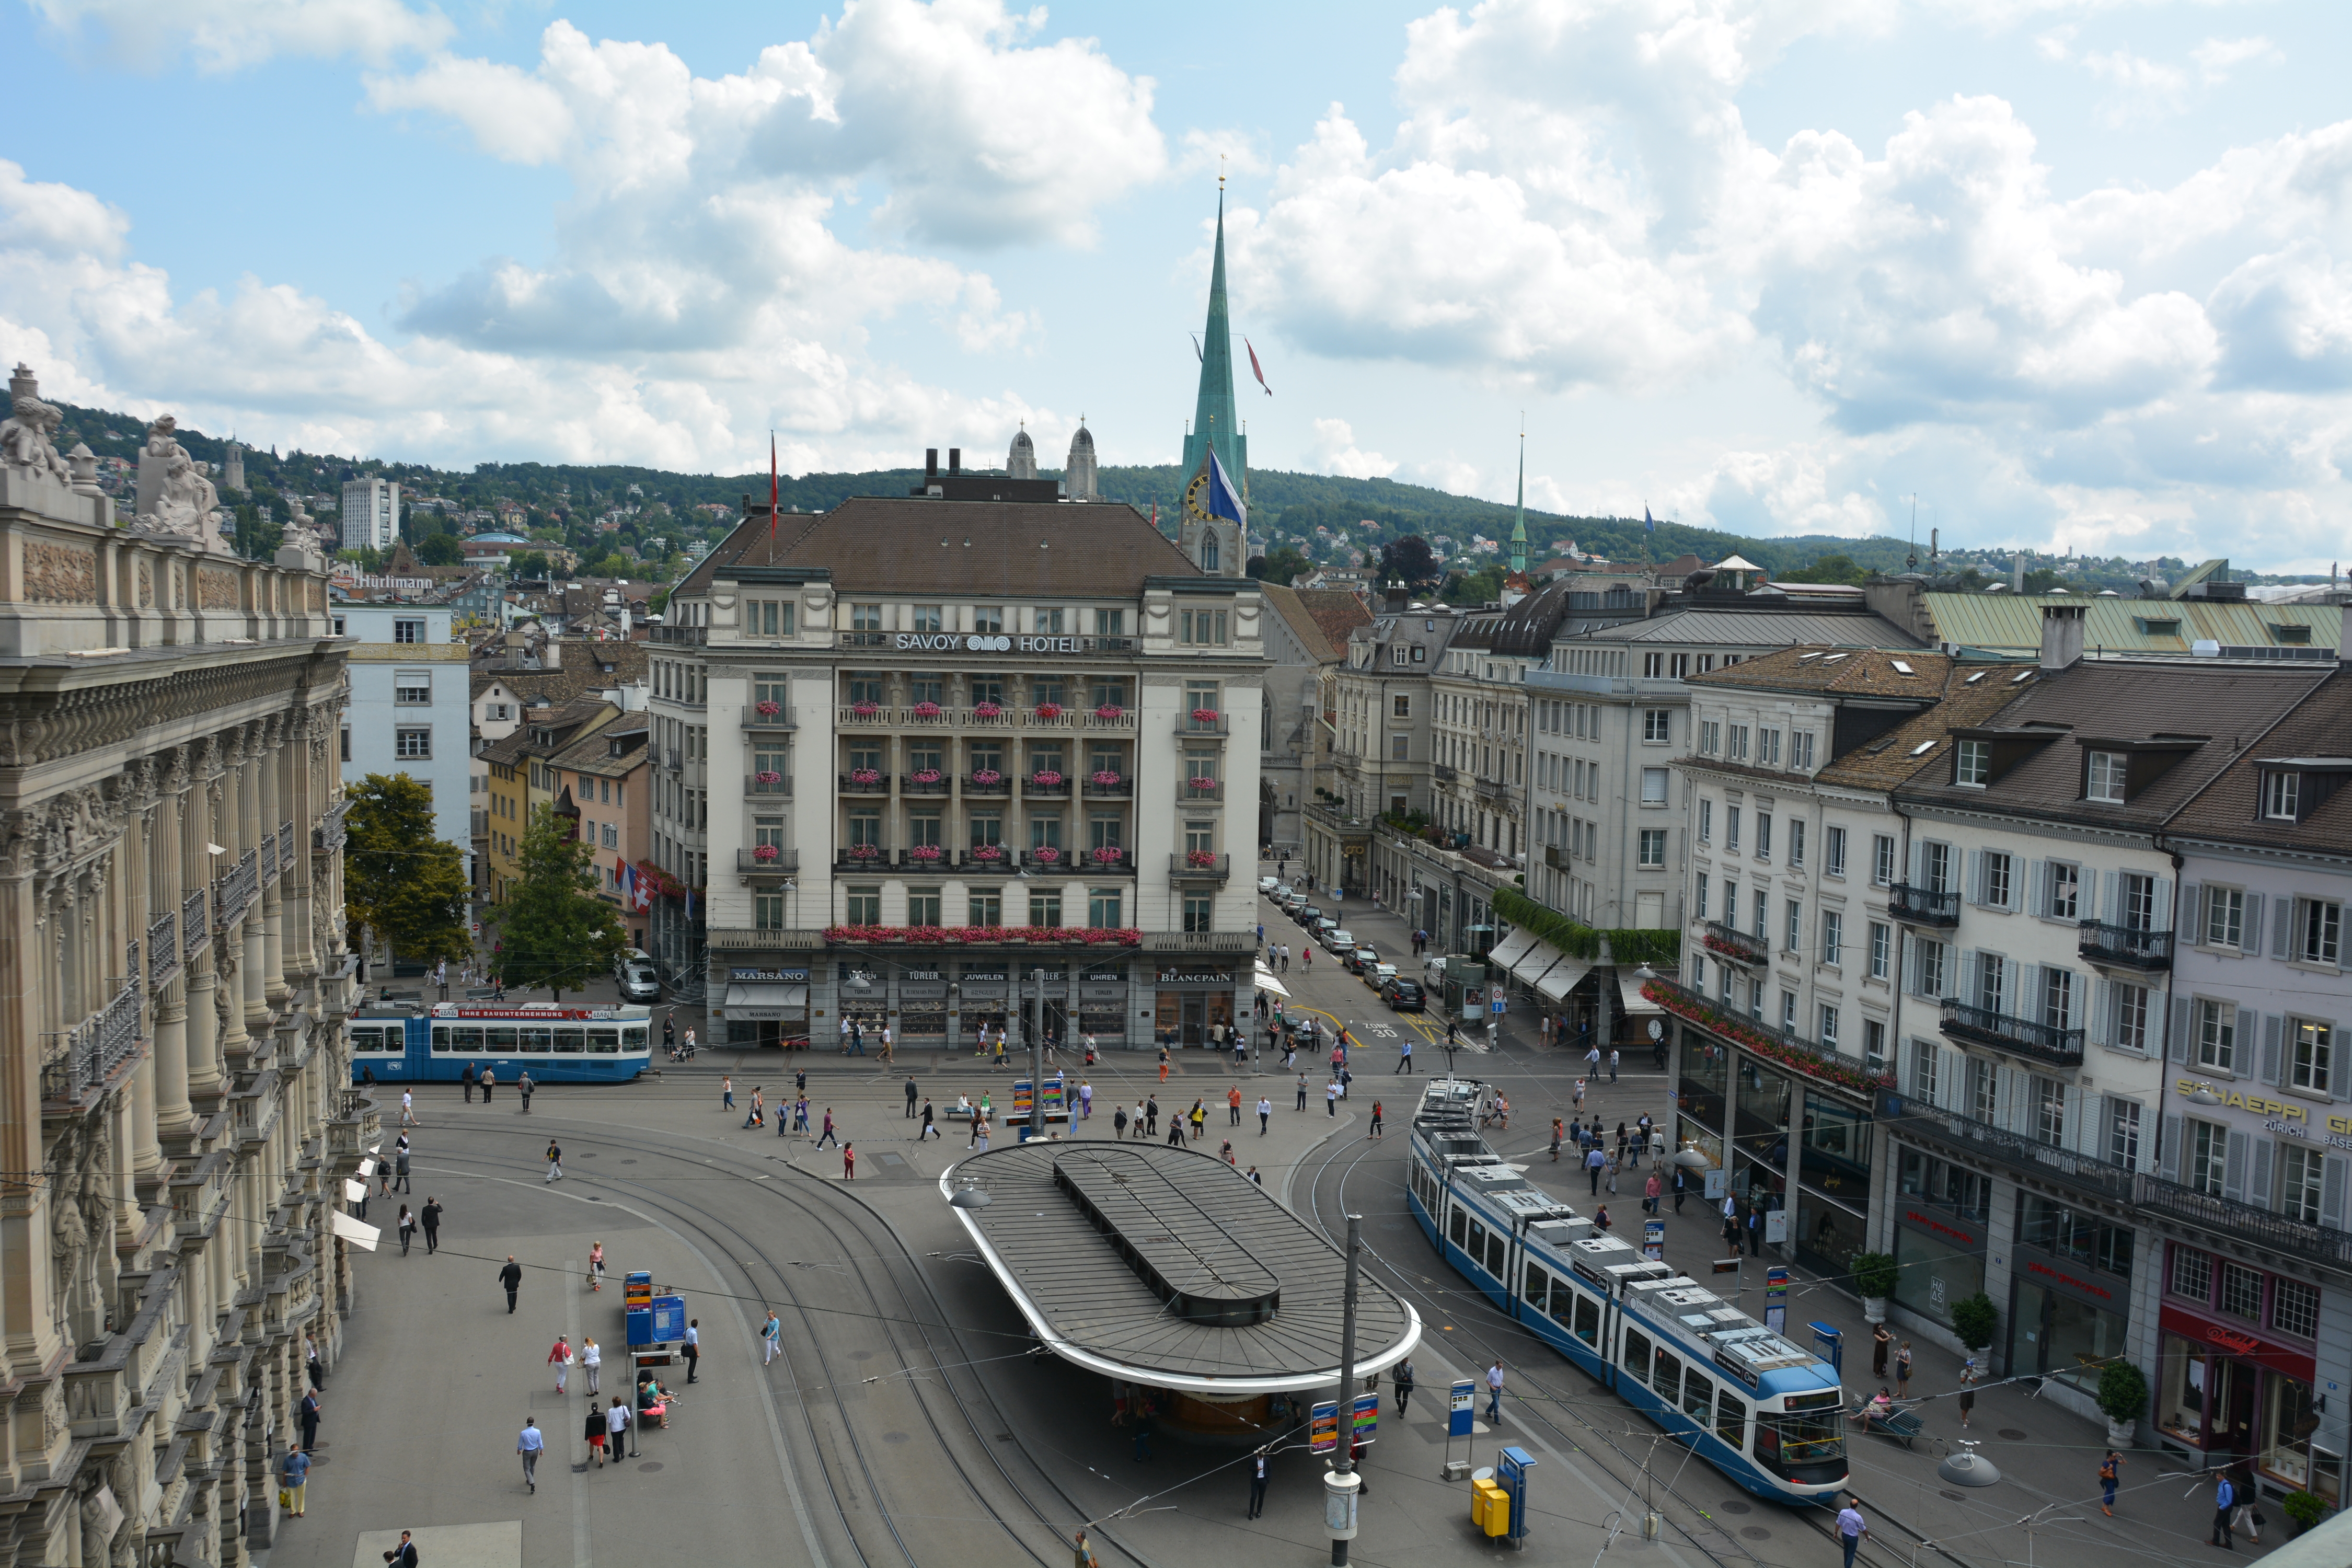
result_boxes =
[946,1143,1420,1429]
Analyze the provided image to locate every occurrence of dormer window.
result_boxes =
[1956,739,1990,787]
[2086,751,2127,803]
[2265,770,2300,821]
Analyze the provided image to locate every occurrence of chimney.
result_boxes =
[948,447,962,475]
[2039,602,2086,671]
[2339,601,2351,667]
[925,448,938,482]
[1385,580,1409,614]
[542,638,562,670]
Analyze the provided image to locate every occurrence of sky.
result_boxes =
[7,1,2352,570]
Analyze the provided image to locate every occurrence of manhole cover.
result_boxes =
[1998,1428,2028,1441]
[1940,1490,1966,1502]
[1719,1501,1750,1514]
[305,1455,329,1466]
[1740,1527,1771,1540]
[621,1158,638,1165]
[851,1351,874,1362]
[883,1432,910,1444]
[637,1461,663,1472]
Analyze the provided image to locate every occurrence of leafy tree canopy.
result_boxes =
[343,775,470,966]
[1253,545,1310,585]
[490,803,627,1001]
[1380,534,1442,591]
[414,532,464,566]
[514,551,551,580]
[1777,553,1869,585]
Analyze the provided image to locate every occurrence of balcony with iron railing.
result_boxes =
[1018,847,1075,871]
[313,796,351,855]
[964,771,1010,797]
[900,772,950,796]
[1433,762,1459,782]
[1073,848,1137,876]
[147,910,179,991]
[836,846,890,873]
[1170,852,1232,883]
[1182,778,1225,802]
[40,981,143,1106]
[181,887,211,961]
[736,848,802,874]
[745,773,794,798]
[1642,971,1886,1095]
[840,770,890,795]
[260,830,278,890]
[1179,711,1230,737]
[280,820,295,871]
[651,625,708,645]
[1702,920,1769,966]
[1082,774,1133,798]
[2135,1172,2352,1271]
[1022,773,1071,799]
[1888,883,1960,927]
[741,703,798,733]
[2078,920,2173,972]
[1938,998,2086,1068]
[214,848,258,931]
[960,846,1016,872]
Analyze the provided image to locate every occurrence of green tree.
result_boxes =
[1441,563,1506,604]
[1253,545,1310,585]
[337,546,383,573]
[415,531,464,566]
[1779,552,1868,585]
[514,551,551,579]
[1379,534,1442,591]
[342,775,471,968]
[491,802,626,1001]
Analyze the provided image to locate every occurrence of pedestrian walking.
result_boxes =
[974,1112,991,1151]
[905,1075,919,1117]
[744,1086,764,1129]
[394,1136,412,1194]
[544,1140,563,1182]
[921,1098,939,1139]
[1871,1322,1891,1378]
[401,1088,416,1126]
[281,1444,310,1517]
[1835,1496,1867,1568]
[1595,1203,1612,1232]
[1074,1526,1102,1568]
[480,1066,495,1103]
[397,1204,415,1254]
[1080,1079,1093,1117]
[1258,1096,1272,1134]
[2099,1449,2122,1516]
[1550,1119,1564,1161]
[2212,1473,2240,1545]
[1369,1099,1383,1139]
[549,1334,572,1393]
[1896,1340,1912,1398]
[2230,1470,2262,1542]
[499,1254,523,1313]
[583,1336,602,1395]
[684,1319,700,1382]
[1573,1076,1586,1110]
[517,1418,545,1494]
[1166,1115,1185,1146]
[1393,1358,1415,1416]
[795,1096,810,1133]
[1485,1360,1505,1422]
[1228,1085,1243,1126]
[298,1386,321,1454]
[1958,1360,1976,1428]
[1586,1144,1606,1195]
[1746,1203,1763,1256]
[585,1402,608,1468]
[1114,1103,1129,1138]
[462,1060,476,1102]
[421,1196,442,1253]
[761,1311,782,1366]
[1609,1047,1619,1082]
[518,1071,534,1112]
[1396,1036,1413,1073]
[1672,1166,1686,1213]
[1247,1447,1270,1517]
[1146,1095,1159,1136]
[816,1109,839,1148]
[723,1075,734,1110]
[1644,1172,1661,1214]
[1190,1101,1207,1142]
[1157,1045,1170,1082]
[587,1240,606,1292]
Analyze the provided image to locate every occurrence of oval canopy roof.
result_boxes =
[943,1142,1421,1395]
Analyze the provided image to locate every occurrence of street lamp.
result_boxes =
[2185,1082,2224,1108]
[1936,1438,2001,1487]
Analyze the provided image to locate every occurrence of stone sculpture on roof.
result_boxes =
[1,364,75,485]
[134,413,230,553]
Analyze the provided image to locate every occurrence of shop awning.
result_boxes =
[331,1212,381,1252]
[1617,969,1665,1016]
[1509,939,1565,985]
[1486,928,1538,974]
[1535,957,1594,1004]
[1253,964,1292,998]
[722,983,809,1020]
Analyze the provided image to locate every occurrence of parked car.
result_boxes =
[1347,946,1380,974]
[1259,875,1282,894]
[1321,926,1352,952]
[1295,904,1323,929]
[1423,955,1451,984]
[1366,962,1398,989]
[614,949,660,1002]
[1382,977,1426,1011]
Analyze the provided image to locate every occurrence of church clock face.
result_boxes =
[1183,468,1214,523]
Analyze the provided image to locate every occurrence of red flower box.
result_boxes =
[1034,702,1063,719]
[755,699,781,717]
[1093,704,1124,720]
[1030,846,1063,864]
[852,700,880,718]
[911,700,942,719]
[1030,769,1064,787]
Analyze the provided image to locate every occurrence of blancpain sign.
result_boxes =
[894,633,1085,653]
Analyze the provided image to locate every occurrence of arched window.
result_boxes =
[1202,536,1220,572]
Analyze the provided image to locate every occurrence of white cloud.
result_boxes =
[26,0,452,73]
[1308,417,1397,479]
[2190,35,2281,83]
[2080,48,2192,125]
[0,159,130,259]
[365,54,576,164]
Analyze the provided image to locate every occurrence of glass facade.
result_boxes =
[1892,1221,1985,1329]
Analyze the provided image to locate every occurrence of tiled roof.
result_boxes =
[1922,592,2342,656]
[1259,583,1356,661]
[677,496,1206,598]
[548,724,648,776]
[2163,668,2352,854]
[1295,589,1372,653]
[1687,644,1950,696]
[1575,604,1924,648]
[1813,664,2036,791]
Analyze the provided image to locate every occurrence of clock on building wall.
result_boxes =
[1647,1019,1665,1041]
[1183,468,1215,524]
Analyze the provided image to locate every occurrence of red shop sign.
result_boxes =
[1899,1207,1980,1250]
[2159,1303,2316,1385]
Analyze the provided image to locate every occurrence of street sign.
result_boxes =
[1765,1266,1789,1334]
[1309,1400,1341,1454]
[1765,1206,1789,1244]
[1498,1445,1537,1544]
[1352,1391,1379,1445]
[1491,997,1506,1016]
[1643,1219,1665,1262]
[1449,1380,1475,1437]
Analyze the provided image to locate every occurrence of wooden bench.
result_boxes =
[1849,1399,1924,1448]
[943,1105,981,1121]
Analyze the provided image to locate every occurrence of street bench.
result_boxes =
[1849,1399,1924,1448]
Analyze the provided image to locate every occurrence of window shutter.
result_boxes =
[2323,1156,2348,1231]
[2223,1129,2247,1202]
[2183,882,2200,940]
[2101,870,2119,925]
[2028,860,2047,918]
[2169,997,2190,1062]
[2261,1014,2285,1086]
[1967,849,1986,906]
[2019,964,2041,1024]
[1959,952,1980,1009]
[1911,839,1926,886]
[2244,893,2263,955]
[2247,1138,2274,1212]
[2234,1009,2258,1079]
[2161,1114,2183,1182]
[2073,1089,2097,1156]
[2272,898,2291,960]
[2089,978,2112,1047]
[1903,934,1919,996]
[2153,879,2172,931]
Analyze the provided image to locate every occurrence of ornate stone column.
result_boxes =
[0,810,60,1380]
[186,741,229,1107]
[123,760,165,1184]
[235,725,271,1036]
[152,749,194,1144]
[259,716,289,1007]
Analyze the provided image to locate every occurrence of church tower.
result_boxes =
[1179,185,1248,577]
[1007,423,1037,479]
[1502,429,1531,605]
[1065,419,1098,502]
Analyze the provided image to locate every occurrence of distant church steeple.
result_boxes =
[1502,424,1532,605]
[1007,422,1037,480]
[1181,182,1246,491]
[1065,417,1098,502]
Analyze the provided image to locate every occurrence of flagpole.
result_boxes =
[770,432,779,544]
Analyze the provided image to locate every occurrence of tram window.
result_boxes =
[1449,1206,1467,1247]
[1715,1390,1748,1448]
[1486,1233,1506,1278]
[1682,1370,1714,1425]
[554,1028,585,1054]
[429,1027,449,1054]
[622,1025,646,1051]
[590,1029,619,1054]
[452,1027,483,1052]
[486,1026,518,1053]
[1467,1219,1486,1267]
[520,1025,553,1053]
[350,1027,378,1052]
[1523,1265,1548,1314]
[1622,1330,1650,1385]
[1573,1293,1599,1343]
[1653,1349,1681,1407]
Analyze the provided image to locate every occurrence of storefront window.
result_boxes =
[2159,1335,2208,1443]
[1896,1148,1989,1225]
[1734,1062,1791,1173]
[1678,1034,1728,1139]
[2220,1261,2264,1321]
[2263,1377,2319,1488]
[2171,1247,2213,1300]
[1795,1190,1869,1281]
[1893,1225,1985,1328]
[2013,1281,2130,1392]
[2020,1196,2134,1280]
[2273,1279,2320,1339]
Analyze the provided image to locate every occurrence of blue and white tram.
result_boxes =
[1405,1080,1849,1503]
[348,1003,654,1085]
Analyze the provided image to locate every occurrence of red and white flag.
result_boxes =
[1246,338,1273,396]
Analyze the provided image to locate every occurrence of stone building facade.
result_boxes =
[0,368,361,1566]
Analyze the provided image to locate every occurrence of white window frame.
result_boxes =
[2087,750,2127,804]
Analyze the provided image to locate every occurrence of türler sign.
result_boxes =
[895,633,1087,654]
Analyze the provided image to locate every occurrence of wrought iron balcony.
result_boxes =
[313,797,351,855]
[745,773,793,798]
[839,771,890,794]
[960,847,1015,872]
[1433,763,1459,783]
[280,821,295,873]
[1885,1094,2139,1207]
[963,773,1011,797]
[1182,778,1225,802]
[741,703,798,732]
[736,848,801,874]
[1018,847,1075,871]
[1022,774,1073,799]
[1888,883,1960,927]
[2135,1172,2352,1269]
[147,911,179,991]
[260,831,278,890]
[1171,852,1232,882]
[40,981,143,1105]
[1703,920,1769,966]
[1082,774,1132,798]
[900,772,950,795]
[1073,849,1137,876]
[1938,998,2086,1067]
[835,847,890,873]
[214,849,258,931]
[2078,920,2173,972]
[181,887,211,962]
[1179,712,1230,736]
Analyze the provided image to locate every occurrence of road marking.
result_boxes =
[564,1258,591,1566]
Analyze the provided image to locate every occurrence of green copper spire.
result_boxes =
[1182,185,1247,487]
[1509,426,1528,576]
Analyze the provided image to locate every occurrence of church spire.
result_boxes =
[1182,181,1246,488]
[1509,424,1529,577]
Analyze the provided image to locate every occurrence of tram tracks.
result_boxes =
[436,1126,1101,1567]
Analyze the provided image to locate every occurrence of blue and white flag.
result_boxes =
[1207,451,1247,529]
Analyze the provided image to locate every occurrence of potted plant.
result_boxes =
[970,767,1002,787]
[1031,768,1064,788]
[754,770,782,785]
[1190,706,1220,724]
[2095,1360,2147,1449]
[2282,1490,2329,1539]
[1189,776,1218,792]
[752,843,779,861]
[970,844,1006,862]
[911,700,942,719]
[1093,702,1124,721]
[755,698,781,717]
[847,843,880,860]
[1950,1292,1998,1361]
[972,700,1002,719]
[908,844,943,862]
[1091,846,1123,864]
[1031,846,1062,864]
[1090,769,1124,788]
[1035,701,1063,720]
[1187,849,1218,868]
[852,699,880,718]
[910,767,942,785]
[1851,1252,1898,1323]
[849,767,881,786]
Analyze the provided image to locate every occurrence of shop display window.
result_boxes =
[1795,1191,1868,1278]
[2273,1279,2320,1340]
[2220,1261,2264,1321]
[2013,1281,2129,1392]
[1892,1225,1984,1328]
[1896,1148,1989,1225]
[2159,1335,2208,1443]
[2263,1376,2319,1489]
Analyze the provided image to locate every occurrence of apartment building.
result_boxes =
[338,600,471,880]
[649,486,1265,1051]
[1309,603,1461,900]
[479,697,624,903]
[546,719,651,950]
[0,372,364,1565]
[340,475,399,553]
[1258,582,1368,858]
